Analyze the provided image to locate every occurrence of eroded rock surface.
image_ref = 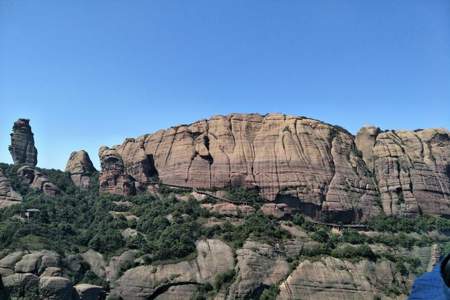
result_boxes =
[227,240,290,299]
[65,150,97,189]
[112,239,234,299]
[9,118,38,166]
[17,166,61,196]
[278,257,410,300]
[98,146,136,195]
[101,114,381,222]
[357,127,450,217]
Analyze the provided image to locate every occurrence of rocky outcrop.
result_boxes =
[277,257,411,299]
[100,114,381,222]
[39,276,78,300]
[9,118,38,166]
[17,166,61,196]
[0,250,105,300]
[111,239,234,299]
[357,127,450,217]
[65,150,97,189]
[99,113,450,220]
[0,169,22,209]
[227,240,290,299]
[74,283,105,300]
[98,146,136,195]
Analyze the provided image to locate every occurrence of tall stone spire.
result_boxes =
[9,118,38,166]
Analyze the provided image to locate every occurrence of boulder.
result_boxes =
[260,203,292,219]
[2,272,39,298]
[65,150,97,189]
[74,283,105,300]
[9,118,38,166]
[17,166,61,196]
[0,169,22,209]
[277,257,411,299]
[0,251,25,270]
[14,250,60,275]
[81,250,106,279]
[105,250,139,282]
[112,239,234,299]
[39,276,77,300]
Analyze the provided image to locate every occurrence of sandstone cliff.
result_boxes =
[356,127,450,217]
[100,113,381,222]
[98,113,450,221]
[9,119,38,166]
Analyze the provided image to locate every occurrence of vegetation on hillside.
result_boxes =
[1,162,450,298]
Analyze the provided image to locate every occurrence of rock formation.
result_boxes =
[100,113,381,222]
[111,239,234,299]
[17,166,60,196]
[0,250,105,300]
[9,119,38,166]
[357,127,450,217]
[278,257,410,299]
[99,113,450,221]
[65,150,96,189]
[98,146,136,195]
[0,169,22,209]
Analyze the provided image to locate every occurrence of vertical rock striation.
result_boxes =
[9,119,38,166]
[99,114,380,222]
[98,113,450,220]
[357,127,450,217]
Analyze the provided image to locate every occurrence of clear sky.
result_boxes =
[1,0,449,170]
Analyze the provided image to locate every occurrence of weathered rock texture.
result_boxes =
[357,127,450,217]
[98,146,136,196]
[99,113,450,220]
[17,166,61,196]
[111,239,234,300]
[227,240,290,299]
[0,169,22,209]
[9,119,38,166]
[277,257,411,300]
[65,150,97,189]
[100,114,381,222]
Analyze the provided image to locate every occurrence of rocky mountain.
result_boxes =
[9,119,38,167]
[0,115,449,300]
[99,113,450,223]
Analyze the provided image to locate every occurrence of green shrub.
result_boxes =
[214,269,235,291]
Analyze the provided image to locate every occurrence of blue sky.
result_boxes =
[1,0,449,170]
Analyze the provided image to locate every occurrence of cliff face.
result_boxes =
[356,127,450,217]
[9,119,38,167]
[99,113,450,221]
